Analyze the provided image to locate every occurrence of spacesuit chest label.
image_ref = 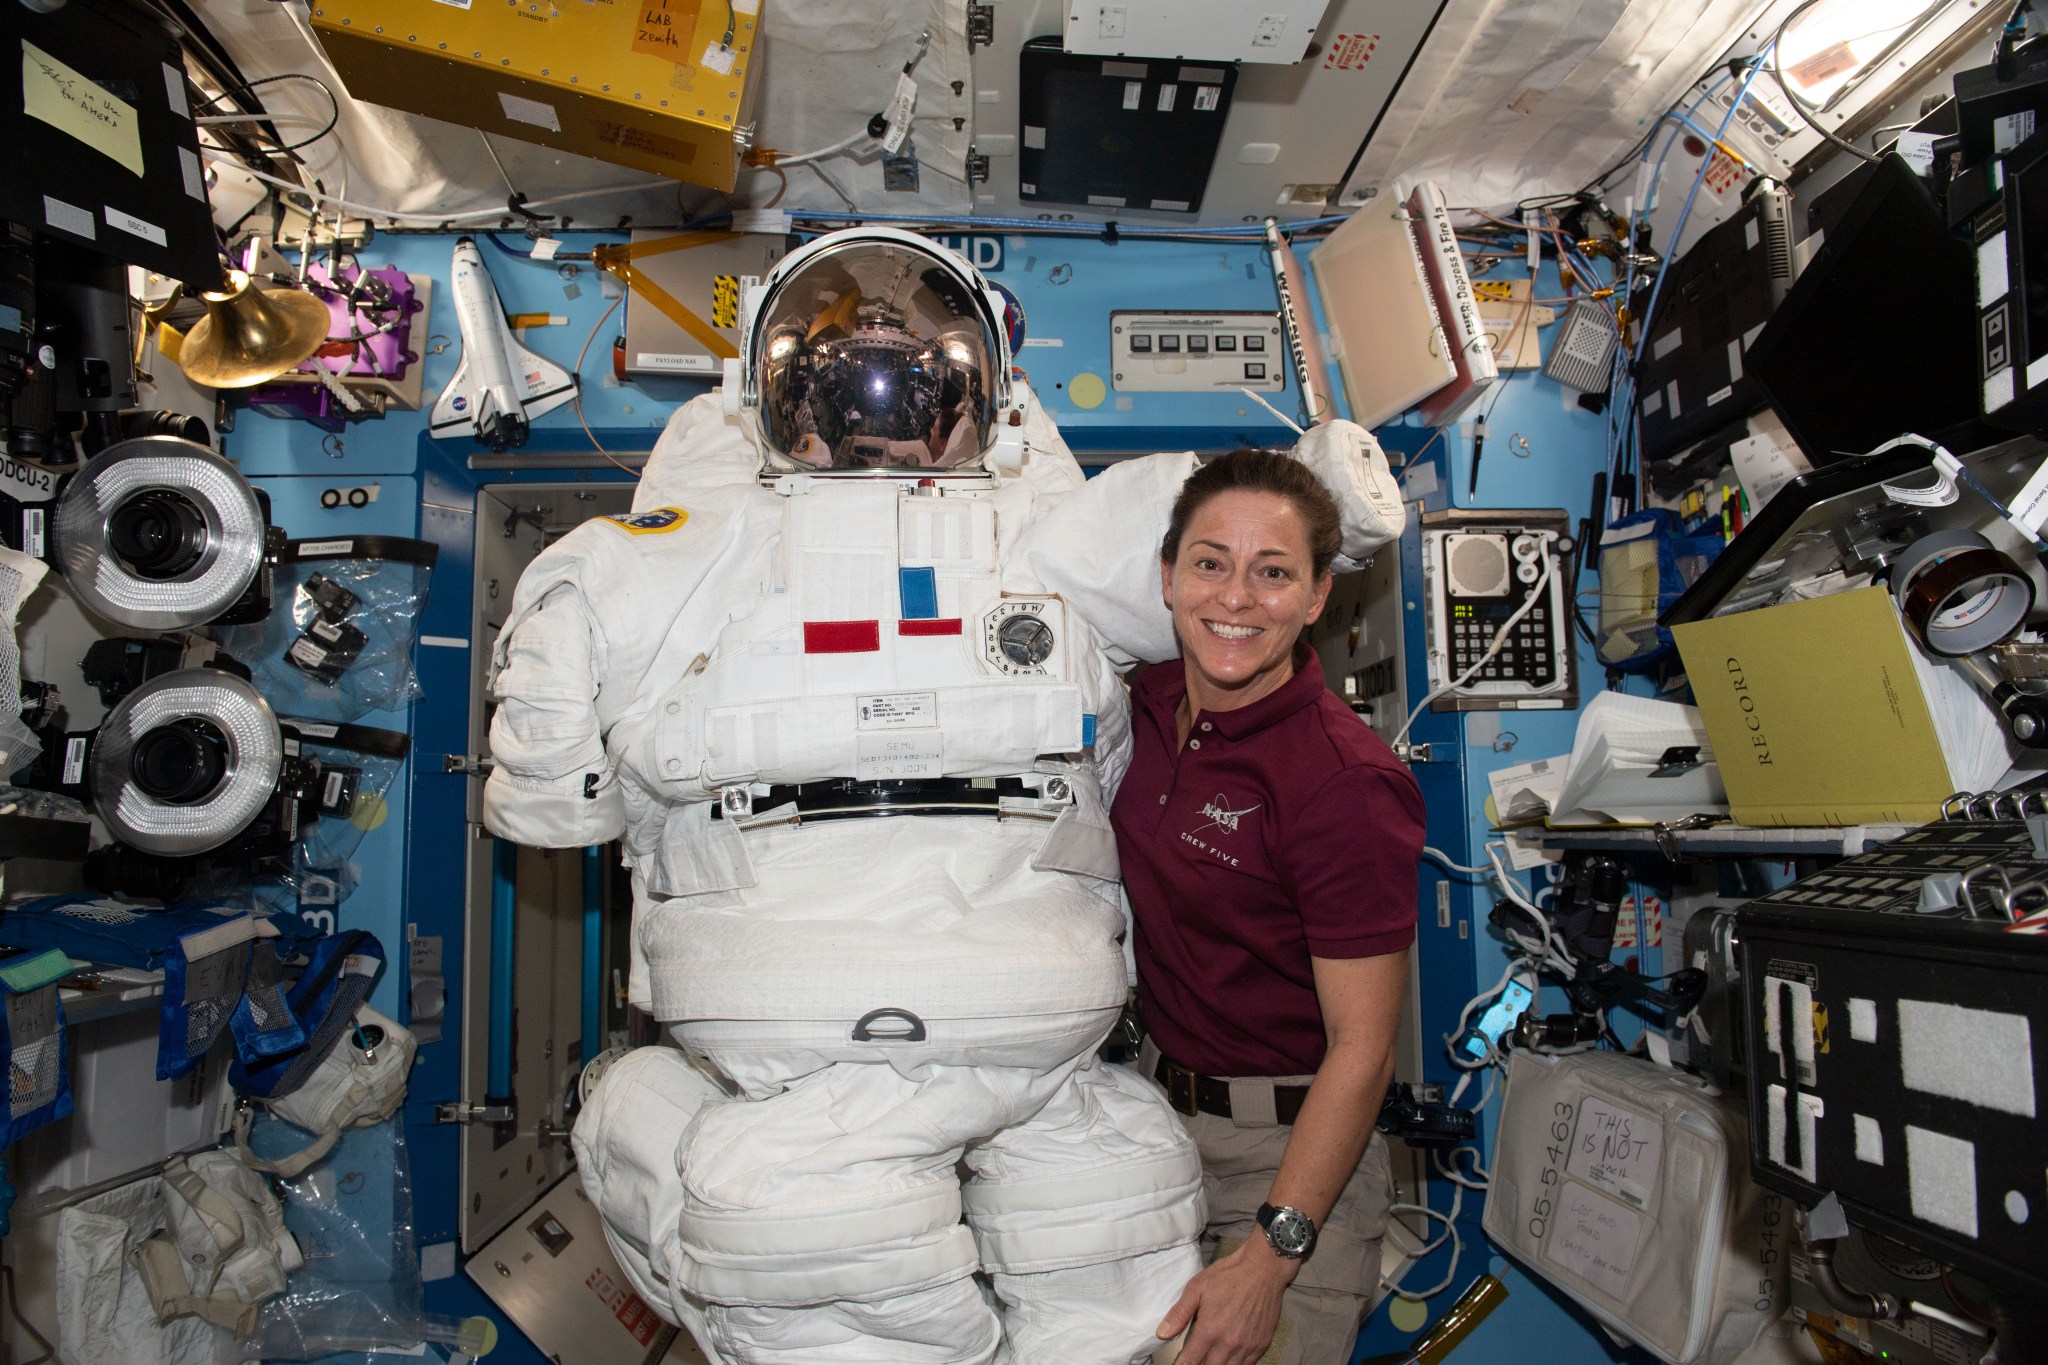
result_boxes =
[855,730,944,780]
[857,692,937,730]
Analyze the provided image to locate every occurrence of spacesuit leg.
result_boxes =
[668,1060,1092,1363]
[572,1046,733,1361]
[961,1059,1207,1364]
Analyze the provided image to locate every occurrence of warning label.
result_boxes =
[1324,34,1380,70]
[586,1268,661,1346]
[1704,147,1744,196]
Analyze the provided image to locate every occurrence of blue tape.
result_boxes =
[898,566,939,620]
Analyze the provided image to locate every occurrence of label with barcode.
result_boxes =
[62,736,86,786]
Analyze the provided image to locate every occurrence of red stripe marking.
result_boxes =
[897,618,963,636]
[803,620,881,653]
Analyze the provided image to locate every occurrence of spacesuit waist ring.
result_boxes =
[711,775,1034,824]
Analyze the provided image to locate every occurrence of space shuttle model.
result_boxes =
[429,237,576,451]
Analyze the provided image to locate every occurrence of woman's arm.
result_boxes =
[1160,949,1409,1365]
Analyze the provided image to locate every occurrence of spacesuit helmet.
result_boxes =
[739,228,1014,474]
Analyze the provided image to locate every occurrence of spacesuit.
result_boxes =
[481,228,1406,1363]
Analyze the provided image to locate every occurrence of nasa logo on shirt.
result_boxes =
[599,507,691,535]
[1181,793,1261,868]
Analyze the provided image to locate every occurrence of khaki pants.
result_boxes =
[1140,1043,1395,1365]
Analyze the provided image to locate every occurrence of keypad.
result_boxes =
[1448,603,1556,686]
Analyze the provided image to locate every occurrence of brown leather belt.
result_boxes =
[1154,1054,1309,1125]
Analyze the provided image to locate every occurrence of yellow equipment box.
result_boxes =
[309,0,760,190]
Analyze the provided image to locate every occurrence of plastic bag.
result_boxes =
[1596,509,1724,670]
[210,537,437,724]
[237,1115,425,1359]
[278,719,409,913]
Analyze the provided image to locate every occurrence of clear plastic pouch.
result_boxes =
[211,537,438,724]
[238,1114,427,1359]
[276,719,409,913]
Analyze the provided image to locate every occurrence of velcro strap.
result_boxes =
[232,1104,341,1179]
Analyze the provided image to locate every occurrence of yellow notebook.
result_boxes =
[1671,587,1998,826]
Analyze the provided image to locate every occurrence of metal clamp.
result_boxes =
[444,753,495,776]
[435,1101,515,1125]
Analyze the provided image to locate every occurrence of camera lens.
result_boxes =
[129,718,231,803]
[107,489,210,578]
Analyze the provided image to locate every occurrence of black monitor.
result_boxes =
[1744,153,1985,466]
[1636,191,1789,468]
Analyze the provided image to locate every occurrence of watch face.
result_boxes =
[1266,1207,1315,1258]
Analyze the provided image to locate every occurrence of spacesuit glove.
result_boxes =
[1290,418,1406,568]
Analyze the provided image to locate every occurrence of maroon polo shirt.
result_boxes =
[1112,644,1423,1078]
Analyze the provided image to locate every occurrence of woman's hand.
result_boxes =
[1157,1235,1300,1365]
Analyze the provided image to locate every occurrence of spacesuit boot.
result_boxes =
[490,228,1406,1364]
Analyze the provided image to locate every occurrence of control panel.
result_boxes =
[1419,508,1576,711]
[1110,310,1286,392]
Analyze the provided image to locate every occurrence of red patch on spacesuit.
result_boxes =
[897,618,963,636]
[803,620,881,653]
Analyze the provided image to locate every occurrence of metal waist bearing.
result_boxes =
[1892,529,2036,657]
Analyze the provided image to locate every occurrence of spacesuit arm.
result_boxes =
[1010,450,1202,668]
[1010,419,1406,667]
[482,581,628,847]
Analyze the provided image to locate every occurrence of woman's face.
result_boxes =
[1161,489,1333,711]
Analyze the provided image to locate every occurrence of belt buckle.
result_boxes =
[1163,1061,1200,1118]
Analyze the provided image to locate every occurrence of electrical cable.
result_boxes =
[1382,1187,1465,1301]
[569,294,640,477]
[196,154,672,225]
[1422,847,1493,877]
[1768,0,1899,165]
[200,72,341,154]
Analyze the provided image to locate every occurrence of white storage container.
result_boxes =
[1483,1049,1788,1365]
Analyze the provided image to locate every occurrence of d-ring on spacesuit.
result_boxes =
[481,227,1406,1363]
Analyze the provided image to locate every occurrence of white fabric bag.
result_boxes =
[55,1176,231,1365]
[234,1004,415,1178]
[129,1151,304,1339]
[1484,1050,1787,1365]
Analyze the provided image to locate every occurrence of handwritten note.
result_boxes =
[22,40,143,177]
[1544,1180,1641,1298]
[632,0,701,62]
[1566,1095,1662,1210]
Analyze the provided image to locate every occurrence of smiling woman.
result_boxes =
[1113,435,1426,1365]
[1159,456,1341,732]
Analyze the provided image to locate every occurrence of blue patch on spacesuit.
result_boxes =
[1082,713,1097,747]
[600,507,690,535]
[898,566,939,620]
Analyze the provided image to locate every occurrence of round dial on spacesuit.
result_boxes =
[997,614,1055,668]
[981,598,1064,677]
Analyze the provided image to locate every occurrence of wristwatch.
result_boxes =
[1256,1202,1319,1260]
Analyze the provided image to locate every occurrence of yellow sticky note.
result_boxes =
[631,0,701,63]
[21,39,144,178]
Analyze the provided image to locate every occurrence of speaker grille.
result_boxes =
[1446,534,1512,597]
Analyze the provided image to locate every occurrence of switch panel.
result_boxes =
[1111,310,1285,392]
